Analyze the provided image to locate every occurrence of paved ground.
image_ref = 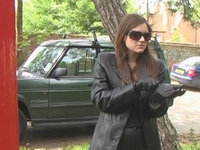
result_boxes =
[168,84,200,134]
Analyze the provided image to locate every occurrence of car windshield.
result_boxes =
[181,57,200,67]
[21,46,64,75]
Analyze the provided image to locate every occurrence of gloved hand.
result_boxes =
[152,83,186,100]
[134,77,159,93]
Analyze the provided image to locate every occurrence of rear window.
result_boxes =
[181,57,200,67]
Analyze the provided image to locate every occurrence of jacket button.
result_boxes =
[146,143,150,147]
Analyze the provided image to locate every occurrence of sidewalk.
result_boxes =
[168,89,200,134]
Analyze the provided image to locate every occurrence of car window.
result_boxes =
[57,47,95,76]
[181,57,200,67]
[22,46,64,75]
[100,47,115,52]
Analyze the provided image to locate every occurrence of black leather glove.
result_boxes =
[134,77,159,93]
[152,83,186,100]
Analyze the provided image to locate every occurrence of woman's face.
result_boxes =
[124,23,150,54]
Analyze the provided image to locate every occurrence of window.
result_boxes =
[57,47,95,76]
[22,46,64,75]
[100,47,115,53]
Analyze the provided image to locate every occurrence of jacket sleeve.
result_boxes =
[91,54,140,114]
[147,60,170,118]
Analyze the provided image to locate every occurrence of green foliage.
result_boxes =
[125,0,138,13]
[171,29,186,43]
[181,144,200,150]
[181,128,200,150]
[20,144,90,150]
[66,0,107,34]
[23,0,139,37]
[23,0,105,37]
[167,0,200,27]
[64,143,90,150]
[22,0,107,46]
[20,142,200,150]
[189,128,199,150]
[19,147,31,150]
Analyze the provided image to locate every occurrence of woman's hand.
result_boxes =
[152,83,186,99]
[134,77,159,93]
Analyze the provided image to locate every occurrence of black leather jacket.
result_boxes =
[89,52,169,150]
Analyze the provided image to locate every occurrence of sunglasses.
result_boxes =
[127,30,151,41]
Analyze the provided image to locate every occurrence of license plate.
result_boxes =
[175,69,184,74]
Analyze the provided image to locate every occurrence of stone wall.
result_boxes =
[160,42,200,69]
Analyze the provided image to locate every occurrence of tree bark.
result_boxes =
[17,0,23,48]
[92,0,182,149]
[16,0,24,66]
[92,0,126,43]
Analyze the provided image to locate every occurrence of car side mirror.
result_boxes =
[53,68,68,78]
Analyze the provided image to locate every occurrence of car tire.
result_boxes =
[19,109,27,142]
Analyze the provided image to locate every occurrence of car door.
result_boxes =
[48,47,99,119]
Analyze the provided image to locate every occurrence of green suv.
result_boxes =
[17,35,170,142]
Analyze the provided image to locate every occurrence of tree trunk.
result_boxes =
[17,0,23,47]
[16,0,23,66]
[92,0,126,43]
[92,0,182,149]
[157,115,182,149]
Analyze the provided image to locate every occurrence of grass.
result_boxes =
[180,129,200,150]
[181,144,200,150]
[64,143,89,150]
[19,143,90,150]
[20,143,200,150]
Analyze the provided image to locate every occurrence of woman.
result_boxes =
[89,13,185,150]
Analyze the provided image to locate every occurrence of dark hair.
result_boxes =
[115,13,159,84]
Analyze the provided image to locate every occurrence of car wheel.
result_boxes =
[19,109,27,142]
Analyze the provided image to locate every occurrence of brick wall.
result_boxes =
[149,5,200,44]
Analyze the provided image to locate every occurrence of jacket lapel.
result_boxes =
[112,56,132,85]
